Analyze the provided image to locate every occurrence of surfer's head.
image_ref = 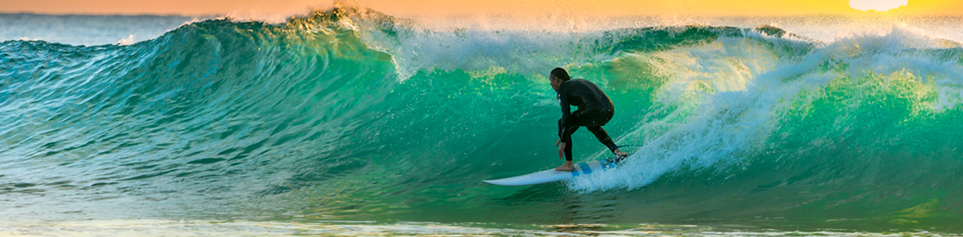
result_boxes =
[549,67,570,92]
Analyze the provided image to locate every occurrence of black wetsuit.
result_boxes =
[557,79,619,161]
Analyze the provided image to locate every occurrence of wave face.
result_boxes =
[2,7,963,231]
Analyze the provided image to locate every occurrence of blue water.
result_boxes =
[2,7,963,233]
[0,14,196,46]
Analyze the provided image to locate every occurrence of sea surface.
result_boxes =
[2,7,963,236]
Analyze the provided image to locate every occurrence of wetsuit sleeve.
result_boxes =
[558,88,571,138]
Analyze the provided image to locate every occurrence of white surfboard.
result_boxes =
[483,159,619,186]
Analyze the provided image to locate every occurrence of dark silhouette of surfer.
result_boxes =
[549,67,627,171]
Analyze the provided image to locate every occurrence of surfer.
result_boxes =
[549,67,628,171]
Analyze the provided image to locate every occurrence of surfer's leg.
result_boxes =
[558,118,581,162]
[587,126,618,152]
[562,126,578,161]
[586,126,627,158]
[556,118,577,171]
[586,110,627,159]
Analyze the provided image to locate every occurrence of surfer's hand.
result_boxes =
[557,142,566,160]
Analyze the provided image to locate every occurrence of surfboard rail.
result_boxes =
[482,159,619,186]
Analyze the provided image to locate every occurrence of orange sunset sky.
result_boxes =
[0,0,960,17]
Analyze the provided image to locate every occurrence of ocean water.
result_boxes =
[0,14,198,46]
[2,6,963,235]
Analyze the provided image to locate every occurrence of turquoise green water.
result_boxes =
[2,8,963,233]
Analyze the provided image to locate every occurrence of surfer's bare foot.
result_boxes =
[555,161,575,171]
[614,149,628,161]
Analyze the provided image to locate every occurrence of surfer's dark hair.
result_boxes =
[550,67,571,81]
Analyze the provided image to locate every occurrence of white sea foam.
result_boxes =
[333,6,963,83]
[117,34,137,45]
[569,24,963,192]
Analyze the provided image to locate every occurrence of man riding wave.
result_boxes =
[548,67,627,171]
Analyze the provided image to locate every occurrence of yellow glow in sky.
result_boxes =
[850,0,908,11]
[0,0,959,17]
